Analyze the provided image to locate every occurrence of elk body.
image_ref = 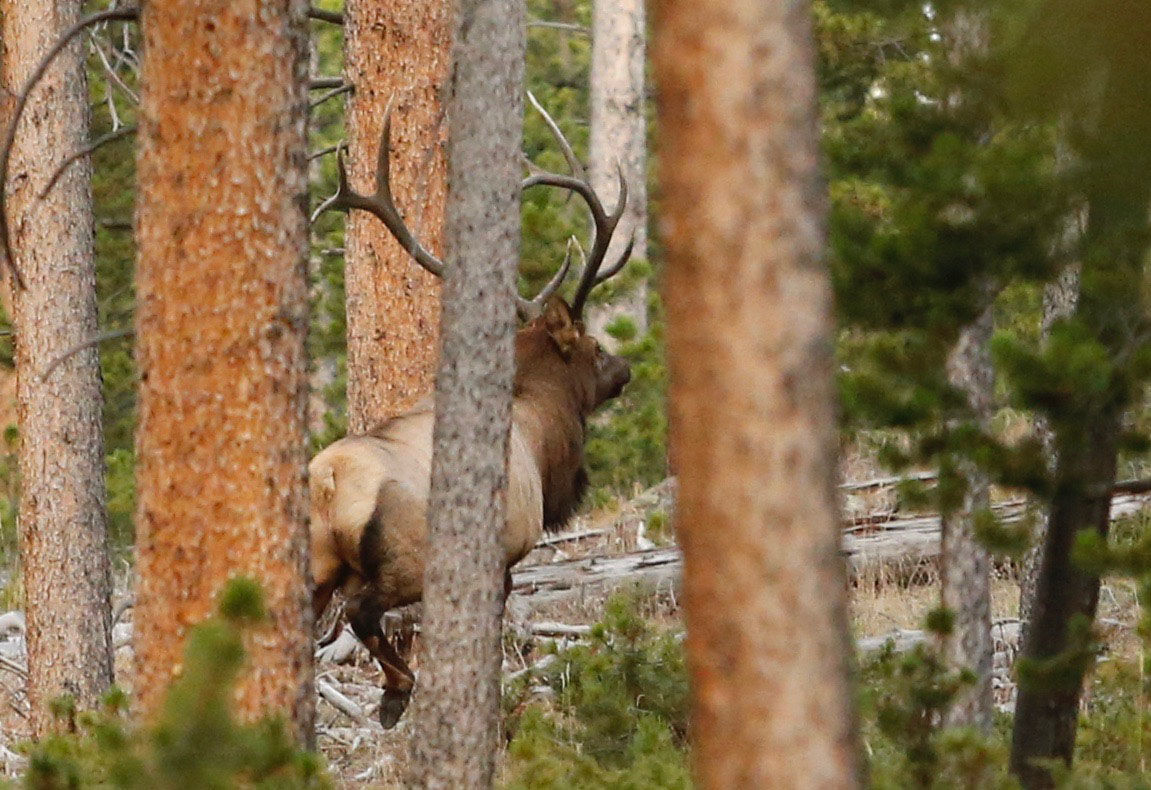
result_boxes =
[311,99,634,728]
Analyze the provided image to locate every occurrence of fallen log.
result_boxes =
[511,492,1151,603]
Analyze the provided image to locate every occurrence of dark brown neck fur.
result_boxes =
[512,325,595,531]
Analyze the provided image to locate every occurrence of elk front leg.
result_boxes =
[347,589,415,729]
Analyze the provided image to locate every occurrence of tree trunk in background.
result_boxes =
[343,0,449,431]
[1,0,114,736]
[587,0,648,345]
[406,0,523,784]
[134,0,313,733]
[1010,53,1150,782]
[941,303,994,730]
[1019,264,1079,636]
[652,0,861,786]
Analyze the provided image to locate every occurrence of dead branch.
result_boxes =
[1110,478,1151,496]
[39,125,137,200]
[317,680,366,722]
[839,471,937,492]
[39,327,134,382]
[0,5,140,287]
[535,527,607,547]
[526,17,590,35]
[505,654,556,683]
[308,142,347,161]
[0,655,26,681]
[310,82,354,110]
[309,76,345,91]
[308,7,344,25]
[529,622,591,639]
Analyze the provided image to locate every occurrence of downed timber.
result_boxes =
[511,491,1151,603]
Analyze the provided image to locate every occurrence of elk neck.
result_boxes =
[512,326,594,530]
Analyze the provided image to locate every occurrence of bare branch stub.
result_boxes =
[309,82,354,110]
[0,5,141,289]
[307,7,344,25]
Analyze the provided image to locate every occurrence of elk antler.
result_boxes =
[522,91,634,318]
[316,95,632,321]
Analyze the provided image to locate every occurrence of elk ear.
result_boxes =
[542,296,580,356]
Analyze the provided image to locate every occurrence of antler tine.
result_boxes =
[569,166,628,317]
[315,99,446,277]
[594,230,635,286]
[516,236,578,320]
[526,90,586,183]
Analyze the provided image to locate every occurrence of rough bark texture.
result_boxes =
[1010,414,1118,787]
[343,0,448,432]
[587,0,648,344]
[941,304,994,730]
[652,1,862,787]
[1010,62,1148,784]
[405,0,524,785]
[1,0,114,736]
[133,0,314,733]
[1018,264,1079,635]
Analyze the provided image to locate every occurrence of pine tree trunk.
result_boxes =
[587,0,648,344]
[1019,264,1079,635]
[652,0,861,786]
[941,304,994,730]
[1009,414,1118,787]
[1010,67,1149,787]
[1,0,113,736]
[406,0,524,784]
[344,0,449,431]
[133,0,314,733]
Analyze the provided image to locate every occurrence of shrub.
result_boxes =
[10,578,329,790]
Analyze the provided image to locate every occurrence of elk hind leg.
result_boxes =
[347,588,415,729]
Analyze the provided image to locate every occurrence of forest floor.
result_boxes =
[0,462,1147,786]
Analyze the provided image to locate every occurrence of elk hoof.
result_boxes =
[379,687,411,730]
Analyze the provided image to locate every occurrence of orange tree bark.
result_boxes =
[133,0,313,732]
[406,0,523,784]
[343,0,448,431]
[1,0,114,736]
[652,0,862,786]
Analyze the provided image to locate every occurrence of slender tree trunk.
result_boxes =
[587,0,648,344]
[652,0,861,787]
[941,303,994,730]
[1,0,114,737]
[344,0,449,431]
[133,0,313,734]
[936,12,994,730]
[406,0,524,784]
[1019,264,1079,635]
[1009,412,1118,787]
[1010,68,1150,787]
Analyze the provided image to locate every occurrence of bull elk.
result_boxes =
[310,99,634,728]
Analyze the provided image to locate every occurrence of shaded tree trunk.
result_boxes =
[1,0,113,737]
[343,0,449,431]
[1019,263,1079,635]
[133,0,313,733]
[406,0,524,784]
[1010,66,1151,786]
[652,0,861,786]
[587,0,648,344]
[941,303,994,730]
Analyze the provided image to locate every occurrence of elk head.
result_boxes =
[317,94,635,407]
